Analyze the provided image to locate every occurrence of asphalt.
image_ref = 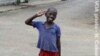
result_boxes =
[0,0,59,13]
[0,0,100,56]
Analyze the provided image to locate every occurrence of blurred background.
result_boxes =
[0,0,100,56]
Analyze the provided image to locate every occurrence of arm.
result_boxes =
[57,37,61,56]
[25,10,46,26]
[25,14,37,26]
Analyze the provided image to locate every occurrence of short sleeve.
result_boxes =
[32,21,42,29]
[56,26,61,37]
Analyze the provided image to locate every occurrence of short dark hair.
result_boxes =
[45,7,57,16]
[46,7,57,15]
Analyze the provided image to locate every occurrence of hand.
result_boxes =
[35,10,46,17]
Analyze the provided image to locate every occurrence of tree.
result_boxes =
[61,0,66,1]
[24,0,29,3]
[16,0,20,5]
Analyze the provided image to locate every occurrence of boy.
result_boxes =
[25,7,61,56]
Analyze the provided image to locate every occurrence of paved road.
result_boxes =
[0,0,99,56]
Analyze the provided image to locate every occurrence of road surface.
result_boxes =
[0,0,100,56]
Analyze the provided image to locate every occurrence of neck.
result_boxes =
[45,21,54,25]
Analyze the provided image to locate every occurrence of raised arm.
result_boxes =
[25,10,46,26]
[25,14,37,26]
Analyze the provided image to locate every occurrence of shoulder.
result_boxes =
[54,24,61,36]
[53,24,61,31]
[32,21,44,25]
[32,21,44,28]
[54,24,60,29]
[32,21,43,24]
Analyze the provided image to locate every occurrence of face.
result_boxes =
[45,11,57,23]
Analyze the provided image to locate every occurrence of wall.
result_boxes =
[0,0,16,5]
